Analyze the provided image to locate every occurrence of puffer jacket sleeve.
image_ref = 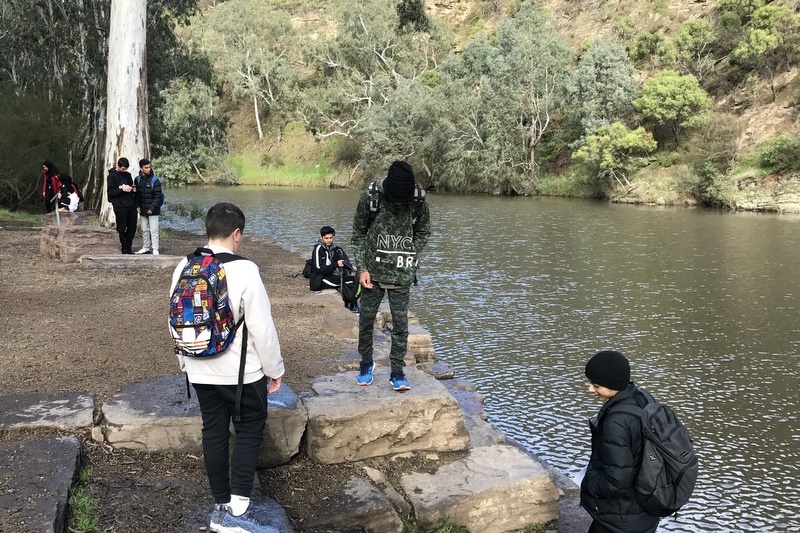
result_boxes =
[585,412,640,498]
[413,197,430,256]
[150,177,164,215]
[351,190,371,270]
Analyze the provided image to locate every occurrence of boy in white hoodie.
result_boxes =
[170,202,284,533]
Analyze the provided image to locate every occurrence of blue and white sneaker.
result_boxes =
[357,361,375,386]
[209,502,279,533]
[389,372,411,391]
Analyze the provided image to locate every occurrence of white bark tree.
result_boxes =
[100,0,149,225]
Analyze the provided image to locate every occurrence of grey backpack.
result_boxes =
[615,389,699,517]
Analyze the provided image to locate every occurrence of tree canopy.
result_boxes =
[634,70,711,147]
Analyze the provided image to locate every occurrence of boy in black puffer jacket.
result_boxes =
[580,350,661,533]
[134,158,164,255]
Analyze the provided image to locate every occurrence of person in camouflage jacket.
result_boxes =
[351,160,430,391]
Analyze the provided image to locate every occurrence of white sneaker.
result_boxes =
[153,250,160,256]
[134,248,150,254]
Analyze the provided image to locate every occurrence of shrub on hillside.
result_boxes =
[756,135,800,172]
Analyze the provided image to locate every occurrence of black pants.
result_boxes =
[193,377,268,504]
[44,194,56,213]
[113,207,137,253]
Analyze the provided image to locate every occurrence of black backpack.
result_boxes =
[339,260,361,309]
[301,259,313,278]
[615,389,699,517]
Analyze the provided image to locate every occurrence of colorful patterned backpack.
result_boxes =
[169,248,243,357]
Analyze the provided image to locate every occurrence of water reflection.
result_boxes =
[164,186,800,532]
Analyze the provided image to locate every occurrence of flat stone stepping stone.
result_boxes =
[0,436,81,533]
[400,444,560,533]
[100,375,307,468]
[0,391,94,431]
[101,375,202,452]
[305,475,402,533]
[303,367,469,464]
[79,254,183,269]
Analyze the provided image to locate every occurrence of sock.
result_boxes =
[229,495,250,516]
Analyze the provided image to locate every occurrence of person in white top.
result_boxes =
[170,202,284,532]
[57,175,80,212]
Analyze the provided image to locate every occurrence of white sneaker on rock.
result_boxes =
[153,250,160,255]
[134,248,150,254]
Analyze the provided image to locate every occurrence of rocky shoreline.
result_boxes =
[0,213,590,533]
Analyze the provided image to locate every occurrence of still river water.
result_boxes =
[164,186,800,532]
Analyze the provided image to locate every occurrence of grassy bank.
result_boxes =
[0,209,41,223]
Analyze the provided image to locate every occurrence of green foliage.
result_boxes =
[717,0,765,28]
[633,70,711,147]
[612,16,638,43]
[431,1,573,193]
[687,112,741,183]
[660,20,716,82]
[567,39,637,139]
[69,468,99,531]
[755,135,800,172]
[354,80,444,185]
[397,0,430,32]
[525,520,559,532]
[401,517,470,533]
[299,0,451,140]
[0,208,40,222]
[0,84,80,209]
[151,79,229,184]
[573,122,657,193]
[327,137,361,166]
[192,0,301,138]
[629,32,663,65]
[731,4,800,97]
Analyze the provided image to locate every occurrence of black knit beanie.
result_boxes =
[585,350,630,390]
[383,161,415,203]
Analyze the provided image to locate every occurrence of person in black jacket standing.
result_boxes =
[107,157,137,254]
[134,158,164,255]
[580,350,660,533]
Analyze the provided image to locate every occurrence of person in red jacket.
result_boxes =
[41,161,62,213]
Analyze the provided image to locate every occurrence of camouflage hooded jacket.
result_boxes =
[351,178,430,287]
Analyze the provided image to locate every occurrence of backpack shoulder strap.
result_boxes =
[368,180,381,213]
[189,247,245,264]
[213,252,245,263]
[151,175,158,188]
[612,404,644,419]
[412,184,426,221]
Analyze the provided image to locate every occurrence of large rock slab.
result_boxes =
[100,375,305,467]
[0,391,94,431]
[0,436,81,533]
[303,368,469,464]
[444,387,506,448]
[40,224,119,262]
[79,253,183,269]
[304,475,403,532]
[408,324,436,362]
[102,375,201,452]
[262,384,308,467]
[400,444,560,533]
[42,210,97,226]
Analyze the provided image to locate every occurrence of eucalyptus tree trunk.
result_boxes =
[100,0,149,226]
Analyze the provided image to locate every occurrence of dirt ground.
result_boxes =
[0,219,425,533]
